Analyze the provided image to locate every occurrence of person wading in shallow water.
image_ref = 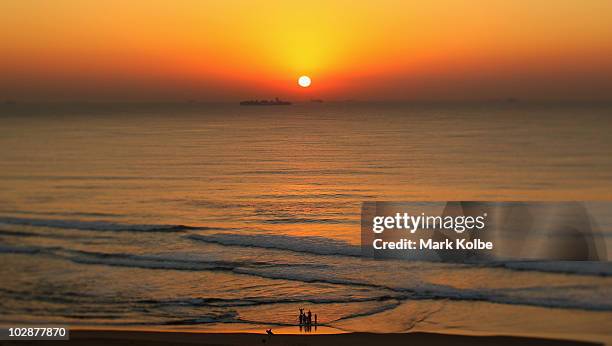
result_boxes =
[297,308,319,332]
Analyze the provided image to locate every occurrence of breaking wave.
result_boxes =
[187,233,612,277]
[0,216,213,233]
[1,243,610,312]
[187,233,361,257]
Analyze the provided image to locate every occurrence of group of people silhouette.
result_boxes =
[298,308,317,332]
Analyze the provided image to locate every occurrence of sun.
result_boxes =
[298,75,311,88]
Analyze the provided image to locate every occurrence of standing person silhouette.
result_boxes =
[307,310,312,325]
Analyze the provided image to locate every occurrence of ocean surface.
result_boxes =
[0,102,611,341]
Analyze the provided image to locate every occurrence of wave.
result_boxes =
[0,243,328,272]
[187,233,612,277]
[0,209,120,218]
[0,228,115,240]
[0,244,48,254]
[0,216,213,233]
[247,193,376,200]
[53,236,591,313]
[187,233,361,257]
[58,248,323,272]
[234,267,612,311]
[162,312,239,325]
[63,250,239,271]
[2,243,610,312]
[138,295,401,309]
[492,260,612,276]
[0,243,233,270]
[262,217,352,225]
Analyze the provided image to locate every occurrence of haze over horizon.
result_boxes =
[2,0,612,102]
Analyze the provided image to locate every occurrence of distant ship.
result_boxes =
[240,97,291,106]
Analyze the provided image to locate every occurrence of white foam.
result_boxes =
[188,233,361,256]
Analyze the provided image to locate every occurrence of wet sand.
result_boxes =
[0,330,602,346]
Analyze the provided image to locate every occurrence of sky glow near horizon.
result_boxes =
[1,0,612,101]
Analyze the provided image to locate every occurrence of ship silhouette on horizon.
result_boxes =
[240,97,291,106]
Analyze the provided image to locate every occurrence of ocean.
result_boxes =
[0,102,611,341]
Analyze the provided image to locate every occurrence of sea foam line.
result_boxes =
[187,233,612,277]
[187,233,361,257]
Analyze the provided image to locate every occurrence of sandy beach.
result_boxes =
[0,330,603,346]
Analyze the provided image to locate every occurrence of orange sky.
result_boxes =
[1,0,612,101]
